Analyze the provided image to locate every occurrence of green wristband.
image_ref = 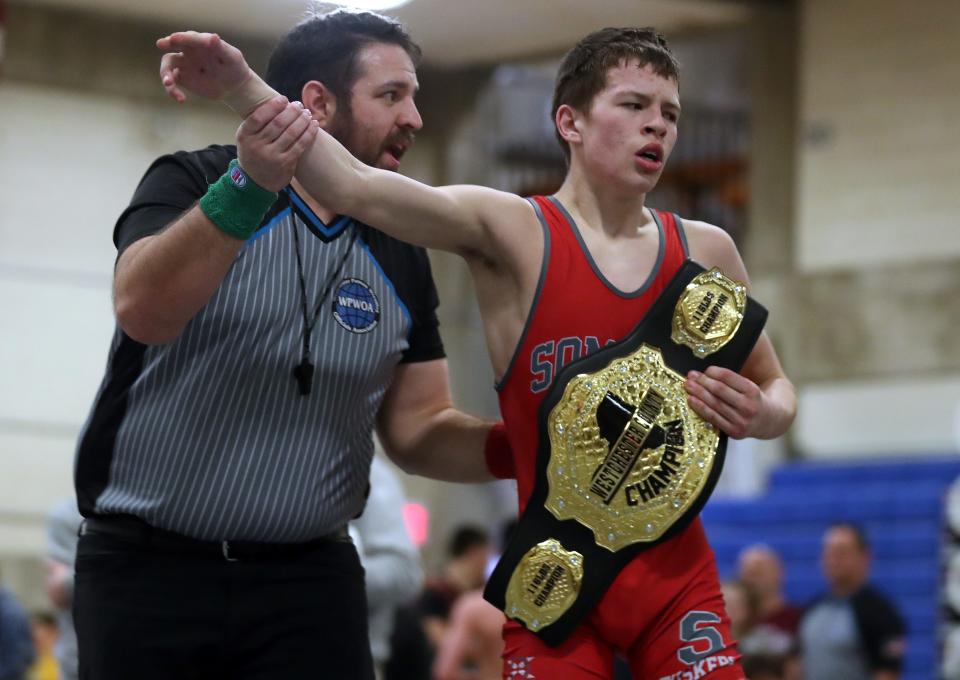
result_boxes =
[199,160,278,241]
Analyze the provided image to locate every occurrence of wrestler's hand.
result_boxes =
[157,31,254,104]
[236,97,319,191]
[684,366,764,439]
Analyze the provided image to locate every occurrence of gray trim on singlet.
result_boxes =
[546,196,665,299]
[91,208,412,542]
[494,198,552,392]
[673,213,690,257]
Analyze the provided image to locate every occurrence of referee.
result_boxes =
[72,11,505,680]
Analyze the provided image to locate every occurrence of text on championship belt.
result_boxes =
[504,539,584,632]
[589,387,664,504]
[671,267,747,358]
[545,345,720,552]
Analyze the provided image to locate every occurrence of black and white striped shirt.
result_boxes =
[74,145,443,541]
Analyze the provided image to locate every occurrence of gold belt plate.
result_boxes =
[545,344,720,552]
[504,539,584,632]
[671,267,748,359]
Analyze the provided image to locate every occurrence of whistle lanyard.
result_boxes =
[290,220,359,396]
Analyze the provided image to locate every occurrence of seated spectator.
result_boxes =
[722,579,761,645]
[0,575,35,680]
[743,654,785,680]
[419,526,491,651]
[798,523,906,680]
[433,591,504,680]
[737,545,800,660]
[350,455,424,675]
[27,612,58,680]
[386,526,491,679]
[45,498,82,680]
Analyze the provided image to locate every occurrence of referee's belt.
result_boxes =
[484,260,768,646]
[81,515,350,562]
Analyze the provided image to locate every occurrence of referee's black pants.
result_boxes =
[74,523,375,680]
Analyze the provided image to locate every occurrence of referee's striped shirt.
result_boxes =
[74,146,444,542]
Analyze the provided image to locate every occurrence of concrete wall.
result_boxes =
[0,5,255,603]
[782,0,960,456]
[796,0,960,271]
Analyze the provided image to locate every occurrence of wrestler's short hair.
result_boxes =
[552,27,680,160]
[266,9,422,108]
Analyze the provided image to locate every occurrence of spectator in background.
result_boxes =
[737,543,802,674]
[431,518,515,679]
[385,526,491,680]
[484,519,517,581]
[742,654,785,680]
[0,574,35,680]
[723,578,794,678]
[799,523,906,680]
[419,526,491,652]
[350,455,424,675]
[433,592,504,680]
[384,606,433,680]
[27,613,58,680]
[44,499,82,680]
[721,580,761,649]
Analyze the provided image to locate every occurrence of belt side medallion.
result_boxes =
[504,539,584,632]
[671,267,747,358]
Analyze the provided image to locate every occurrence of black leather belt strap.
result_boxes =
[81,515,350,562]
[484,260,768,646]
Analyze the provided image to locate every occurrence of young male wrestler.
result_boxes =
[157,26,796,679]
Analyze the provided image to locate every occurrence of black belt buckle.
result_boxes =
[82,515,345,562]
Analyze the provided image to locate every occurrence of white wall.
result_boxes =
[796,0,960,272]
[797,376,960,458]
[788,0,960,460]
[0,81,237,554]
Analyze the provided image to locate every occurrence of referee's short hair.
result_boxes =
[266,9,422,108]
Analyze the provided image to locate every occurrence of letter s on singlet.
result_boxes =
[676,611,726,665]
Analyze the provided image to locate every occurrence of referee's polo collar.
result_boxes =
[284,186,352,241]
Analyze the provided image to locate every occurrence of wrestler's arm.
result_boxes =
[156,31,530,261]
[377,359,498,482]
[682,220,797,440]
[115,97,316,343]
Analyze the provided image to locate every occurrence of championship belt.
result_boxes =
[484,260,768,646]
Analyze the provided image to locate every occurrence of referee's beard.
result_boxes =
[326,109,415,173]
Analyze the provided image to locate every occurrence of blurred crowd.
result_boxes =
[0,468,908,680]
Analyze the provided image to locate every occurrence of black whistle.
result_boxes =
[293,360,315,396]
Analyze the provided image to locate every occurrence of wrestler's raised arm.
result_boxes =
[156,31,534,260]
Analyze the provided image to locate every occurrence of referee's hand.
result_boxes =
[236,97,319,192]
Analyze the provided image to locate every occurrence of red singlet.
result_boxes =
[496,196,744,680]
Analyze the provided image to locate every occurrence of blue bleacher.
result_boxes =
[702,455,960,680]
